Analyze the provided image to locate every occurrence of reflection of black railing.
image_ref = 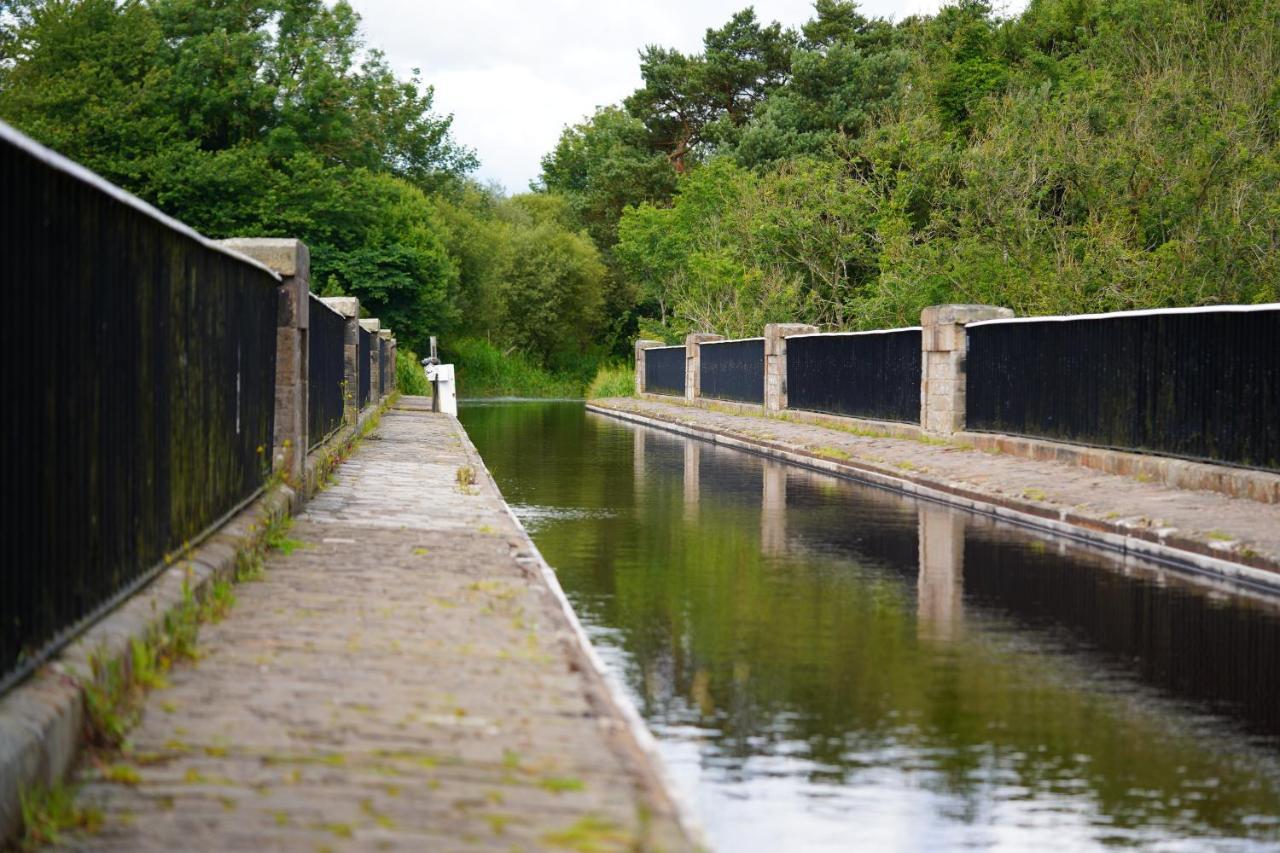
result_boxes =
[787,329,921,424]
[963,530,1280,736]
[358,327,372,409]
[308,296,346,448]
[378,338,389,397]
[645,346,685,396]
[967,308,1280,470]
[1,126,278,692]
[700,338,764,404]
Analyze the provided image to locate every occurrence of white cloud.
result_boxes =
[349,0,1019,192]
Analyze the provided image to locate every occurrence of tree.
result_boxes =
[0,0,476,352]
[624,8,796,171]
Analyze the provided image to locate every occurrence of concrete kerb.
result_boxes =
[956,431,1280,505]
[587,402,1280,596]
[0,392,400,844]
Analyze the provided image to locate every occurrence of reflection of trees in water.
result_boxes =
[465,404,1280,839]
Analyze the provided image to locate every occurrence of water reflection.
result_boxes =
[461,401,1280,850]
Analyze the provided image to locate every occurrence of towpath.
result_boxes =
[69,397,691,851]
[590,397,1280,590]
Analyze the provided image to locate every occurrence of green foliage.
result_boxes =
[0,0,473,355]
[496,196,606,363]
[446,338,582,398]
[624,9,797,171]
[586,364,635,400]
[585,0,1280,337]
[396,348,431,396]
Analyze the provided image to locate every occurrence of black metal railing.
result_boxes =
[308,295,346,449]
[1,125,278,692]
[358,327,372,408]
[786,328,922,423]
[700,338,764,404]
[378,337,389,397]
[644,346,686,396]
[966,307,1280,470]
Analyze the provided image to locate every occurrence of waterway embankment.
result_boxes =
[589,396,1280,593]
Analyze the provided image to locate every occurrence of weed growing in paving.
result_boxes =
[18,783,103,849]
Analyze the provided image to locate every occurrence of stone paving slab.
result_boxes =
[66,399,692,851]
[591,397,1280,589]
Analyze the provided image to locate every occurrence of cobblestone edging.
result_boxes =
[589,399,1280,595]
[0,396,396,844]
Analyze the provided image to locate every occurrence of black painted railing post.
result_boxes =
[220,238,311,483]
[379,329,393,396]
[359,318,381,402]
[764,324,818,413]
[388,336,397,390]
[684,333,724,402]
[320,296,361,424]
[633,339,665,395]
[920,304,1012,436]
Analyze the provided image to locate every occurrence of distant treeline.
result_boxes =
[5,0,1276,389]
[539,0,1280,341]
[0,0,609,378]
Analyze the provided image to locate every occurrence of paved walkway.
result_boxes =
[70,398,690,851]
[591,397,1280,587]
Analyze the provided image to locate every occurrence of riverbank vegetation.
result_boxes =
[4,0,1275,394]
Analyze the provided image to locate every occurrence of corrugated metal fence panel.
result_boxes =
[700,338,765,404]
[358,328,372,409]
[644,346,686,397]
[308,295,346,449]
[786,329,922,423]
[966,308,1280,470]
[1,130,278,692]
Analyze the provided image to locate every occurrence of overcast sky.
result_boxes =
[352,1,1024,193]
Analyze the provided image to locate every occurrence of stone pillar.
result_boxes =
[320,296,360,424]
[917,504,965,642]
[684,333,724,402]
[764,323,819,413]
[359,318,380,402]
[760,460,788,556]
[220,238,310,483]
[633,339,665,395]
[379,329,393,395]
[920,304,1013,435]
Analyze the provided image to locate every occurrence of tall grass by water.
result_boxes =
[445,338,582,398]
[586,364,634,399]
[395,349,431,396]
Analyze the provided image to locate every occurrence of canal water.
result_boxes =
[459,401,1280,851]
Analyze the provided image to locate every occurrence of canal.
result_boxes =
[459,400,1280,850]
